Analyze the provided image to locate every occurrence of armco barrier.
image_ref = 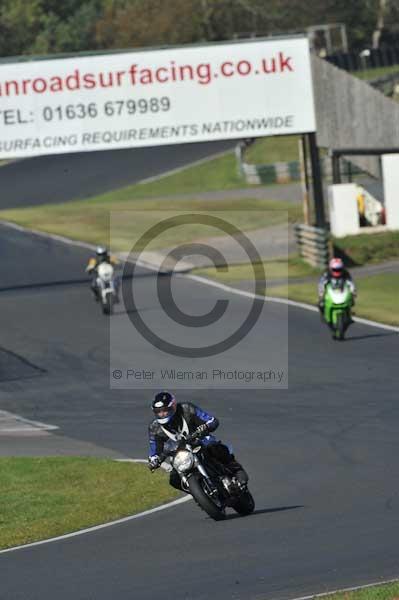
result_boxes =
[239,156,362,186]
[294,224,331,268]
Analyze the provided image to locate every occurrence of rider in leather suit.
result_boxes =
[318,257,356,316]
[148,392,248,490]
[85,246,119,301]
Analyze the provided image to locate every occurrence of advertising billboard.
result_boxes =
[0,37,316,158]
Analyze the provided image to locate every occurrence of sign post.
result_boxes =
[308,132,326,228]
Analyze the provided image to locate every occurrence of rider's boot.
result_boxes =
[228,459,249,487]
[318,301,325,322]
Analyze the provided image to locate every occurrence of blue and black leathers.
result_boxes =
[148,402,247,489]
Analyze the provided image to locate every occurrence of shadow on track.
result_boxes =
[224,504,304,521]
[0,272,159,294]
[345,332,397,342]
[112,307,154,317]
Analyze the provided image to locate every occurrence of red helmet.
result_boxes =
[329,258,344,278]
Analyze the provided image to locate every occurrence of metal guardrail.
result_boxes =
[294,224,331,268]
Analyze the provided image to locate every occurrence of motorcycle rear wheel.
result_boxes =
[188,475,226,521]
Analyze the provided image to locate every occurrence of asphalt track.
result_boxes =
[0,140,233,209]
[1,223,399,600]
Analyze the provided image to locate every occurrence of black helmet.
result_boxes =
[96,246,109,262]
[152,391,177,425]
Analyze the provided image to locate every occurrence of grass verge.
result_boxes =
[268,273,399,327]
[194,257,319,283]
[0,457,179,550]
[244,135,300,164]
[315,581,399,600]
[0,198,301,251]
[126,151,247,196]
[353,65,399,80]
[1,138,302,214]
[334,231,399,266]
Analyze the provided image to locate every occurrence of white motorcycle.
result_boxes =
[96,263,117,315]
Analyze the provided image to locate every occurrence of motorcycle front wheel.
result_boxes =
[335,313,347,340]
[231,489,255,516]
[188,474,226,521]
[102,294,113,315]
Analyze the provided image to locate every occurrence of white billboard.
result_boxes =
[0,37,316,158]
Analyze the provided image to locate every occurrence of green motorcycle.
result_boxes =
[323,279,354,340]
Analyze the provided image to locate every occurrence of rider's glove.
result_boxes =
[193,424,209,439]
[148,455,161,471]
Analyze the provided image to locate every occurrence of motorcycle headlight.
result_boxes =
[173,450,194,473]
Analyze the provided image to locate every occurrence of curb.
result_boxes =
[0,410,59,435]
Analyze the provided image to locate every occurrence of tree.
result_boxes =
[372,0,389,48]
[0,0,104,57]
[95,0,203,49]
[0,0,391,58]
[0,0,43,56]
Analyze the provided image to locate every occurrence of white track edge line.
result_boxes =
[136,148,233,185]
[0,220,98,251]
[1,220,397,333]
[289,576,399,600]
[185,273,399,333]
[0,495,191,555]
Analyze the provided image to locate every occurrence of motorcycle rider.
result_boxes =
[148,391,248,491]
[85,246,120,302]
[318,257,356,316]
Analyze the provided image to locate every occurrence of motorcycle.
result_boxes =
[323,278,354,340]
[96,262,117,315]
[155,431,255,521]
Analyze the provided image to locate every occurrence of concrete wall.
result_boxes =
[328,184,359,237]
[381,154,399,230]
[312,56,399,178]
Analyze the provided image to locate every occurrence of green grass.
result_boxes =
[194,256,319,283]
[244,135,300,164]
[315,581,399,600]
[196,257,398,326]
[99,151,247,199]
[0,457,179,550]
[268,273,399,326]
[353,64,399,80]
[334,231,399,266]
[0,198,301,252]
[0,142,304,249]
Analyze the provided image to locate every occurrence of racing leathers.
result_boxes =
[85,255,120,301]
[148,402,248,490]
[318,269,356,313]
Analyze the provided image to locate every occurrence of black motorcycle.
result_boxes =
[155,432,255,521]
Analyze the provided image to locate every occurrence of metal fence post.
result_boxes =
[308,132,326,228]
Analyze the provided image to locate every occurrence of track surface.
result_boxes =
[0,140,233,209]
[0,223,398,600]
